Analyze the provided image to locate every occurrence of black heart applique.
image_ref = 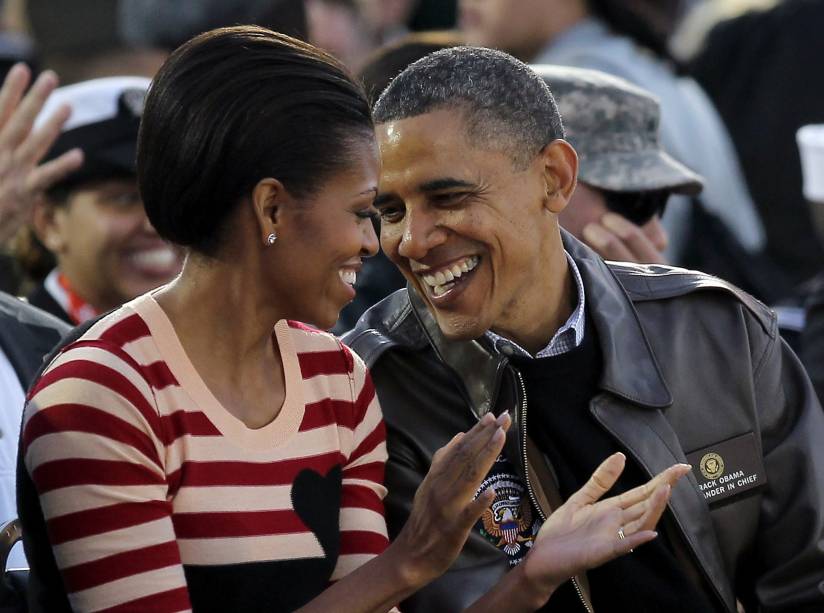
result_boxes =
[291,465,343,564]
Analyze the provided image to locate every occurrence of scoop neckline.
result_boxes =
[131,292,305,450]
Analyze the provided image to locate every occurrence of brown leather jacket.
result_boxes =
[344,233,824,613]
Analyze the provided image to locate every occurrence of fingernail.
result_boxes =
[480,412,494,424]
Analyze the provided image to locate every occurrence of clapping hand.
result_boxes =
[393,411,511,585]
[0,63,83,245]
[522,452,690,598]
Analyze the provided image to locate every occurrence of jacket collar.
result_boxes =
[407,231,673,412]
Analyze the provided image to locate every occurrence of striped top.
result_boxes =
[19,293,390,612]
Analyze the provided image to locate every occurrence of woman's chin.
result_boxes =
[308,304,348,332]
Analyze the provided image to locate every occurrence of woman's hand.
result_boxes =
[521,453,691,603]
[391,411,512,587]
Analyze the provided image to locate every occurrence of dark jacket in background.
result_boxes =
[690,0,824,287]
[801,274,824,406]
[25,284,71,327]
[0,292,69,390]
[344,233,824,612]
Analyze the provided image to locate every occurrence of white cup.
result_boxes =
[797,124,824,203]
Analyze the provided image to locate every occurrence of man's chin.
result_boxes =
[433,310,488,342]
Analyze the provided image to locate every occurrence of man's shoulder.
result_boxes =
[341,289,427,368]
[343,264,777,366]
[606,260,775,335]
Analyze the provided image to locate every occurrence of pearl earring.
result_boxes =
[267,232,277,245]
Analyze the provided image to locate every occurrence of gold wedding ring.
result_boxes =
[618,527,633,552]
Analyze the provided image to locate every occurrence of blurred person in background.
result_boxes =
[0,61,75,577]
[306,0,373,70]
[119,0,308,52]
[26,0,167,84]
[795,123,824,406]
[0,292,67,575]
[22,77,182,324]
[458,0,788,301]
[358,0,457,45]
[0,63,82,294]
[683,0,824,289]
[534,65,702,265]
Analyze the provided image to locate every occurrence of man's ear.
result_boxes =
[251,178,288,247]
[31,197,68,254]
[539,139,578,214]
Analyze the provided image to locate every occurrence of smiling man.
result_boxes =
[343,47,824,612]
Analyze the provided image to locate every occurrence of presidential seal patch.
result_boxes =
[473,455,541,566]
[700,452,724,480]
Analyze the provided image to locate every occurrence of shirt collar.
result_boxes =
[485,252,586,359]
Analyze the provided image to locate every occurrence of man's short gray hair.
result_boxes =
[373,46,565,168]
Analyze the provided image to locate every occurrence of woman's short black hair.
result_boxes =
[138,25,374,254]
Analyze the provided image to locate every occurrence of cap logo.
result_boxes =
[119,88,146,119]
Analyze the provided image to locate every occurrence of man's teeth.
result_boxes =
[339,270,357,285]
[421,255,479,295]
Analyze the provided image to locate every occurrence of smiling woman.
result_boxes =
[16,26,512,613]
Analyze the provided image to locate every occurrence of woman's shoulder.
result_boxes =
[285,320,367,373]
[33,300,161,396]
[24,302,166,439]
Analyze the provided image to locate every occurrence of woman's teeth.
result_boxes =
[421,255,479,296]
[339,269,357,286]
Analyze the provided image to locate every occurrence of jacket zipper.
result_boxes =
[515,370,593,613]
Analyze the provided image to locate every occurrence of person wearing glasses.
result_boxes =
[533,65,703,266]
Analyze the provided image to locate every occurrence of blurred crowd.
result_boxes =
[0,0,821,609]
[0,0,822,333]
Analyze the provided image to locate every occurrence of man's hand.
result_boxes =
[519,453,691,604]
[391,411,511,587]
[582,213,668,265]
[0,63,83,245]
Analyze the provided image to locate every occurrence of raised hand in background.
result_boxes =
[0,63,83,245]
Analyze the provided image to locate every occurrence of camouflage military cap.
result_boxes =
[530,65,703,195]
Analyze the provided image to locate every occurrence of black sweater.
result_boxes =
[510,319,717,612]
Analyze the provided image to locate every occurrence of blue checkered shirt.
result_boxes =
[486,252,586,358]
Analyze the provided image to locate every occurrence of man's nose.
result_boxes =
[397,208,445,261]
